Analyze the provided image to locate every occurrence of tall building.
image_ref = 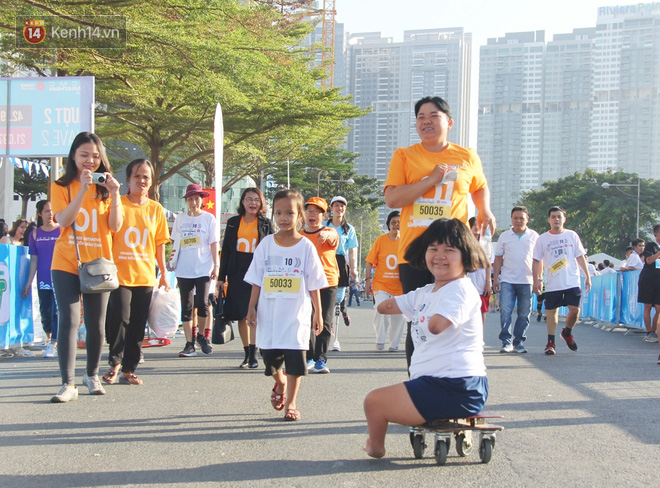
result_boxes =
[478,30,595,224]
[592,4,660,179]
[479,4,660,225]
[344,28,473,188]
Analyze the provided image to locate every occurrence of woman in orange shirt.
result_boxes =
[102,159,170,386]
[365,211,405,352]
[49,132,123,403]
[218,188,274,368]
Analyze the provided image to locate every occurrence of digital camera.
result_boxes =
[91,173,106,184]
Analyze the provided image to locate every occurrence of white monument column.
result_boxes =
[0,158,15,221]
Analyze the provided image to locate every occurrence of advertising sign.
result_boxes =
[0,76,94,157]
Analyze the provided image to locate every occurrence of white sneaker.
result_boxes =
[51,384,78,403]
[644,332,659,343]
[331,340,341,351]
[13,347,35,357]
[44,343,57,358]
[500,344,514,353]
[83,373,106,395]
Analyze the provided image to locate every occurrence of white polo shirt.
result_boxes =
[495,227,539,285]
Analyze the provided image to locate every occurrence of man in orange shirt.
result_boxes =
[366,211,405,352]
[302,197,339,374]
[384,96,496,365]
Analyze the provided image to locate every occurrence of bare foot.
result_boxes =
[363,438,385,458]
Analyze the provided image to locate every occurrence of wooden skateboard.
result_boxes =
[409,413,504,465]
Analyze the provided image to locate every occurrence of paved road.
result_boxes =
[1,302,659,488]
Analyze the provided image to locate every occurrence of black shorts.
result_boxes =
[637,273,660,306]
[261,349,307,377]
[544,287,581,310]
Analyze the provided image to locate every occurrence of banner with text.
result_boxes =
[0,244,34,349]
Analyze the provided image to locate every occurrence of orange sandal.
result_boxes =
[270,383,286,411]
[102,369,119,384]
[284,408,301,421]
[120,373,143,385]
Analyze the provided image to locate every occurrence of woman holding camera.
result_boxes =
[49,132,123,403]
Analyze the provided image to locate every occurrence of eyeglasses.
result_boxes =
[244,198,260,204]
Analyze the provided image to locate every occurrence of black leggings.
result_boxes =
[105,285,153,373]
[52,270,110,385]
[177,276,210,322]
[399,263,434,368]
[308,286,338,362]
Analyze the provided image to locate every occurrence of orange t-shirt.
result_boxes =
[384,142,487,263]
[365,233,403,296]
[50,180,115,275]
[302,226,339,287]
[236,217,259,253]
[113,196,170,287]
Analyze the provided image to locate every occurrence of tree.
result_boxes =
[517,169,660,256]
[1,0,366,200]
[348,206,384,274]
[13,164,48,218]
[263,147,383,209]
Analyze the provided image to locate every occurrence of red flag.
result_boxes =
[202,188,216,215]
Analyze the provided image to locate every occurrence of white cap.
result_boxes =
[330,196,348,206]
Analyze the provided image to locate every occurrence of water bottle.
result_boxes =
[479,227,492,259]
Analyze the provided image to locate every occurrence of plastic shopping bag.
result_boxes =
[148,287,181,338]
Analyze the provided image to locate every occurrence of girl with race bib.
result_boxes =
[245,190,327,421]
[363,218,490,458]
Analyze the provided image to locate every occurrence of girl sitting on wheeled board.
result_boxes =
[363,218,490,458]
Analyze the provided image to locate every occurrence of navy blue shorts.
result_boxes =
[404,376,489,423]
[544,287,581,310]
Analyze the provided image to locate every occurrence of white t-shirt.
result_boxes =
[495,227,539,284]
[599,267,617,275]
[395,277,486,380]
[533,230,586,292]
[626,252,644,270]
[244,235,328,350]
[171,212,218,279]
[586,262,598,276]
[467,268,487,294]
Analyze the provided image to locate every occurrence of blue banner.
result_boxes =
[520,272,645,329]
[620,270,645,327]
[0,244,34,348]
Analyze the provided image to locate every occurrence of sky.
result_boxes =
[336,0,614,46]
[335,0,619,146]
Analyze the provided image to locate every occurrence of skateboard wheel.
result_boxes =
[434,439,448,465]
[479,438,492,464]
[412,434,425,459]
[456,432,473,457]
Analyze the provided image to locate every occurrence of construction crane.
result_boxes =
[320,0,336,88]
[269,1,337,87]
